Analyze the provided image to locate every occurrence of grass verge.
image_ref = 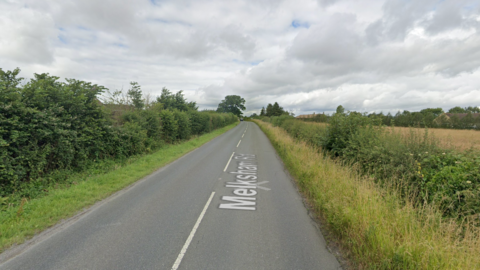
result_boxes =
[0,123,238,253]
[253,120,480,269]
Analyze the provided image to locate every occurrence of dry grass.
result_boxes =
[392,127,480,151]
[254,120,480,269]
[301,121,480,151]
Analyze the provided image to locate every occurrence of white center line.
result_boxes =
[171,192,215,270]
[237,140,241,147]
[242,133,244,138]
[224,152,235,172]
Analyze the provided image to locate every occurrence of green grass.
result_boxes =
[0,123,238,252]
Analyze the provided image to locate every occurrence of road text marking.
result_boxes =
[223,152,235,172]
[171,192,215,270]
[220,154,270,211]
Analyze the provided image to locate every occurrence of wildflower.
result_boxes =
[410,154,413,156]
[467,181,472,184]
[425,152,428,154]
[455,161,461,164]
[442,153,446,155]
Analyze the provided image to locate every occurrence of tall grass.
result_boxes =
[264,116,480,220]
[254,120,480,269]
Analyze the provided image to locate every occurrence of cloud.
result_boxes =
[0,3,55,64]
[1,0,480,117]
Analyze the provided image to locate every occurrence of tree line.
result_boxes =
[0,68,237,195]
[255,102,292,117]
[297,105,480,130]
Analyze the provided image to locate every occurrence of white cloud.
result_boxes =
[1,0,479,116]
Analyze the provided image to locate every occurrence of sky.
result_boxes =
[1,0,480,116]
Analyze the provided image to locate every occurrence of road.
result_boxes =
[0,122,341,270]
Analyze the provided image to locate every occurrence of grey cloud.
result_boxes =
[424,1,464,34]
[0,5,55,64]
[288,13,361,65]
[2,0,480,117]
[365,0,437,45]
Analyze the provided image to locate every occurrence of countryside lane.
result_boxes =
[0,122,341,270]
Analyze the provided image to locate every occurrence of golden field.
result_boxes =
[391,127,480,151]
[299,121,480,151]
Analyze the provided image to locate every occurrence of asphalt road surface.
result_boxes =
[0,122,341,270]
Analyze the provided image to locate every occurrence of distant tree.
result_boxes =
[250,113,258,117]
[156,88,197,111]
[216,95,246,117]
[448,106,466,113]
[420,108,444,117]
[465,106,480,113]
[260,107,265,116]
[336,105,345,114]
[127,82,144,109]
[271,102,286,116]
[266,103,273,116]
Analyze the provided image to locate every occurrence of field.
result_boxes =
[392,126,480,151]
[297,120,480,151]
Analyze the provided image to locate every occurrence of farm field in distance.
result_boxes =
[299,121,480,150]
[392,126,480,151]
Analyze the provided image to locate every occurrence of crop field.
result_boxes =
[392,126,480,151]
[296,120,480,151]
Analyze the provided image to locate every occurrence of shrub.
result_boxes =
[159,110,178,143]
[174,110,191,140]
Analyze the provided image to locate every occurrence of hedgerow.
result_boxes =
[262,113,480,221]
[0,68,238,204]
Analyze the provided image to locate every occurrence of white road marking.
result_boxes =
[171,192,215,270]
[224,152,235,172]
[242,133,244,138]
[237,140,241,147]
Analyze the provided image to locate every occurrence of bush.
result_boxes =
[276,114,480,220]
[270,115,294,127]
[159,110,178,143]
[174,110,191,140]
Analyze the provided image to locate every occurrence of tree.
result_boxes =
[260,107,265,116]
[127,81,144,109]
[336,105,345,114]
[266,103,273,116]
[420,108,444,117]
[465,106,480,113]
[271,102,286,116]
[156,88,197,111]
[448,106,466,113]
[216,95,246,117]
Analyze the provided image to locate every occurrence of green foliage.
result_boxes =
[156,88,197,112]
[260,107,265,116]
[270,115,295,127]
[159,110,178,143]
[321,112,382,156]
[419,151,480,217]
[367,105,480,130]
[336,105,345,114]
[216,95,246,117]
[127,82,144,110]
[174,110,191,140]
[448,106,467,113]
[0,68,237,201]
[276,114,480,220]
